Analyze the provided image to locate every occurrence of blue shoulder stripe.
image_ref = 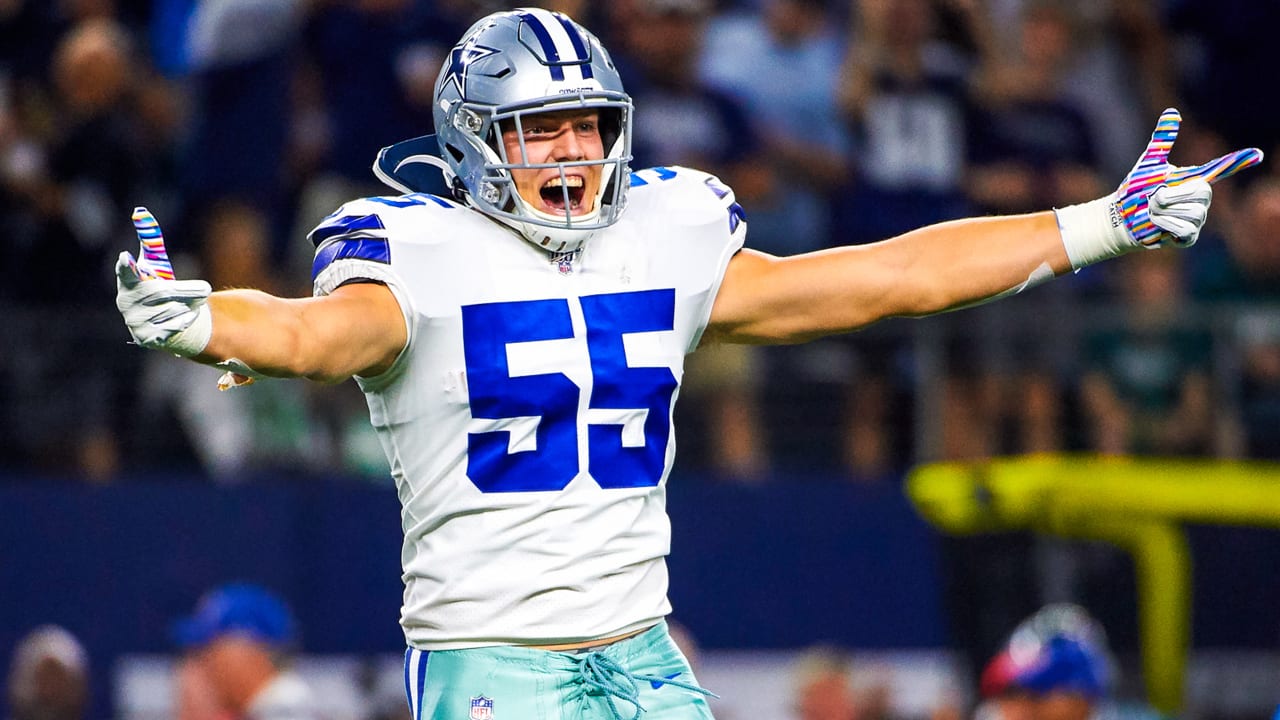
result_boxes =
[309,213,386,248]
[311,238,391,282]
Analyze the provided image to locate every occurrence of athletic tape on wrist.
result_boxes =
[164,304,213,357]
[1053,196,1138,270]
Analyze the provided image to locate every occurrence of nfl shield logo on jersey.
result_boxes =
[551,249,579,274]
[469,696,494,720]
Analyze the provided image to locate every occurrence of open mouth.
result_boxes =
[539,175,587,216]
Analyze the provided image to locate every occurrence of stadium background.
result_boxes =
[3,0,1280,717]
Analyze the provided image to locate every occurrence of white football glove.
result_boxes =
[115,207,213,357]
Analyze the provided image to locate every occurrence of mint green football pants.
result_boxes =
[403,622,717,720]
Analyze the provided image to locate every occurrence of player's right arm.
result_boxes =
[198,282,405,383]
[115,208,406,385]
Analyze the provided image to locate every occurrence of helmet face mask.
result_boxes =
[434,9,634,253]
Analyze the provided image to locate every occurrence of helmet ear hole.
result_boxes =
[449,177,469,202]
[599,108,623,157]
[444,143,465,164]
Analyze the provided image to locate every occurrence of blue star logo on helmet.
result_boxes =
[441,38,500,99]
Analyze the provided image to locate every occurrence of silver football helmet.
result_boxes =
[433,8,633,253]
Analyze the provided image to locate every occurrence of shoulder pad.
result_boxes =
[308,194,459,287]
[308,194,458,248]
[628,166,746,236]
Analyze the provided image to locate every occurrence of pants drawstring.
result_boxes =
[572,651,717,720]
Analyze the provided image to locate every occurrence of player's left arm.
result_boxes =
[706,211,1068,343]
[706,108,1263,345]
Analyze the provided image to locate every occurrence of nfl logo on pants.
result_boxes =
[469,696,494,720]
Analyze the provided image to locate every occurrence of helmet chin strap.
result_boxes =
[523,199,602,227]
[511,205,601,253]
[468,189,600,254]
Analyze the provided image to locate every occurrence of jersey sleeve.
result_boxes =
[307,197,416,360]
[309,197,404,296]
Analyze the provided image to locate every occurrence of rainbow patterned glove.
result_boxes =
[1118,108,1263,247]
[1056,108,1263,268]
[115,207,213,356]
[131,208,176,279]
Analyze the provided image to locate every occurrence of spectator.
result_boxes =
[175,0,307,259]
[838,0,988,244]
[172,583,319,720]
[1079,249,1215,457]
[975,604,1118,720]
[969,1,1105,215]
[698,0,850,257]
[697,0,856,476]
[1068,0,1179,180]
[299,0,442,194]
[616,0,770,480]
[984,0,1178,181]
[1196,176,1280,303]
[1167,0,1280,163]
[791,645,860,720]
[288,0,474,283]
[834,0,993,478]
[1199,178,1280,458]
[1231,308,1280,460]
[174,654,234,720]
[950,2,1112,463]
[44,15,148,298]
[5,625,89,720]
[4,17,152,481]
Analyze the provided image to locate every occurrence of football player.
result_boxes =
[114,8,1261,720]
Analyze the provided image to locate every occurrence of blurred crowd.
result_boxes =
[2,0,1279,484]
[3,600,1141,720]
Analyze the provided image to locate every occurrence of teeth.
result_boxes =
[544,176,584,189]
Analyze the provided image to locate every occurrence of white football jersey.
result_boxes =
[310,166,745,649]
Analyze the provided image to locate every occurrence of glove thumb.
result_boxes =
[116,251,143,291]
[1149,178,1212,247]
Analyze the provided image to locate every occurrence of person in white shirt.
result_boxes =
[6,625,89,720]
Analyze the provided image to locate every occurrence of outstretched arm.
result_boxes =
[199,283,405,383]
[706,211,1067,344]
[706,109,1263,345]
[116,208,406,385]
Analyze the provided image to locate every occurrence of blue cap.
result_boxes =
[172,583,296,650]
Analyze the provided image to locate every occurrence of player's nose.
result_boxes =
[552,121,585,161]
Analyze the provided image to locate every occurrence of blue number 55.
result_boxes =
[461,289,678,493]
